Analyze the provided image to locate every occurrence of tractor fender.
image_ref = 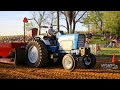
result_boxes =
[42,39,50,45]
[34,36,50,45]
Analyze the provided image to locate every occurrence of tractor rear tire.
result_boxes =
[62,54,76,71]
[82,54,96,69]
[26,40,49,68]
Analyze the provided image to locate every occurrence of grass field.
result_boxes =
[90,35,120,60]
[96,47,120,60]
[91,35,108,44]
[101,48,120,55]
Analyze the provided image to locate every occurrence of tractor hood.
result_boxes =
[57,34,79,50]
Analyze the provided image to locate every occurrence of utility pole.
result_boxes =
[57,11,59,32]
[24,22,25,45]
[23,17,28,46]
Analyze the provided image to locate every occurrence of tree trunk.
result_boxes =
[69,23,72,34]
[38,25,41,35]
[100,20,103,31]
[57,11,59,32]
[73,19,76,33]
[66,17,69,34]
[66,11,74,34]
[117,20,120,35]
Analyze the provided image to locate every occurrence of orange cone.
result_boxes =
[112,54,117,63]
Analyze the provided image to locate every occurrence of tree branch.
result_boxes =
[61,11,65,15]
[34,18,39,26]
[75,11,87,23]
[60,25,67,29]
[74,11,79,18]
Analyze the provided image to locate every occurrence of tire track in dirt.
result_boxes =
[75,69,120,79]
[0,62,120,79]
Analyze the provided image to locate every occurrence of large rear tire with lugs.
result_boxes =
[26,40,49,68]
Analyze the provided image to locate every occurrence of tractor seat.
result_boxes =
[43,36,48,40]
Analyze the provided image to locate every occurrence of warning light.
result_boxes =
[23,17,28,23]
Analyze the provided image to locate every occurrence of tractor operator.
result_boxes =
[47,24,56,36]
[47,24,56,45]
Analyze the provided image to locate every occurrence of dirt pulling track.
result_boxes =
[0,59,120,79]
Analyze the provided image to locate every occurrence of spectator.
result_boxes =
[96,44,101,55]
[112,36,116,48]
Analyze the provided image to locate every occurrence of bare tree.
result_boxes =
[45,11,57,26]
[25,21,34,30]
[32,11,87,34]
[60,11,69,33]
[32,11,48,35]
[32,11,59,34]
[60,11,87,34]
[73,11,87,33]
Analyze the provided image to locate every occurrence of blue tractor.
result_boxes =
[24,31,96,71]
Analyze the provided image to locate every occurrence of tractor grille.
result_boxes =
[78,34,85,48]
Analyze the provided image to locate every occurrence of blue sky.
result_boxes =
[0,11,32,36]
[0,11,87,36]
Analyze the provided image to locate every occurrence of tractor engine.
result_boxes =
[57,34,90,56]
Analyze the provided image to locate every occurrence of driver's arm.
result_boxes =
[47,32,51,36]
[53,30,58,34]
[47,30,52,36]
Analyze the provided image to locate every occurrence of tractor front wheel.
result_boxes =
[62,54,76,71]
